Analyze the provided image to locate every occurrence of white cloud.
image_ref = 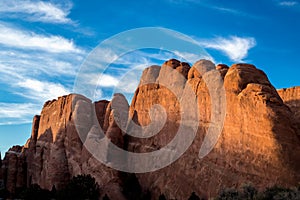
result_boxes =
[200,36,256,62]
[213,6,243,15]
[0,1,81,126]
[15,78,70,102]
[166,0,260,19]
[0,23,83,53]
[0,0,72,24]
[0,103,40,118]
[0,60,74,125]
[163,29,255,62]
[173,50,215,63]
[92,48,119,64]
[279,1,298,6]
[98,74,119,87]
[0,37,83,127]
[0,51,81,79]
[0,102,41,125]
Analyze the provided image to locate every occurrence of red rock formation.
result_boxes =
[2,94,126,199]
[278,87,300,136]
[1,146,27,194]
[127,60,300,199]
[2,59,300,199]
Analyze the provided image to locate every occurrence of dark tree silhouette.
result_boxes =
[188,192,201,200]
[103,193,110,200]
[159,194,167,200]
[57,174,100,200]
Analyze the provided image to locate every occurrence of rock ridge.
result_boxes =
[1,59,300,199]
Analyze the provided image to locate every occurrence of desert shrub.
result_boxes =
[141,190,151,200]
[119,172,152,200]
[215,184,300,200]
[258,185,300,200]
[216,188,240,200]
[103,193,110,200]
[240,184,258,200]
[159,194,167,200]
[57,174,100,200]
[0,188,9,198]
[188,192,201,200]
[17,184,52,200]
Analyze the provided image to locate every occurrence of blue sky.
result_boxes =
[0,0,299,153]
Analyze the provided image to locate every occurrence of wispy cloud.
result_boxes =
[0,59,75,124]
[0,25,83,125]
[213,6,241,14]
[0,1,81,126]
[166,0,260,19]
[0,50,83,79]
[0,103,41,125]
[75,45,216,103]
[211,6,260,19]
[0,0,73,24]
[87,74,119,88]
[199,36,256,62]
[279,1,298,6]
[173,50,215,63]
[15,79,70,101]
[0,23,83,53]
[167,30,256,62]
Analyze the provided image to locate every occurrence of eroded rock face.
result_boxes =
[278,87,300,137]
[1,146,27,194]
[127,60,300,199]
[2,59,300,199]
[2,94,126,199]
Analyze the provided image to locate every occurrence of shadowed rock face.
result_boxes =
[1,146,26,194]
[0,152,2,189]
[1,59,300,200]
[278,87,300,137]
[2,94,126,199]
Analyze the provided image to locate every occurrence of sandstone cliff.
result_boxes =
[1,59,300,199]
[127,60,300,199]
[278,87,300,137]
[2,95,126,199]
[1,146,26,194]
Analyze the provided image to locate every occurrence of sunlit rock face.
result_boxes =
[127,60,300,199]
[2,59,300,199]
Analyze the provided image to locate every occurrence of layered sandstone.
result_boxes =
[278,87,300,136]
[127,60,300,199]
[1,59,300,199]
[2,95,126,199]
[1,146,27,194]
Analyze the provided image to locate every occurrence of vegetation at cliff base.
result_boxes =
[2,179,300,200]
[0,174,100,200]
[57,174,100,200]
[215,184,300,200]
